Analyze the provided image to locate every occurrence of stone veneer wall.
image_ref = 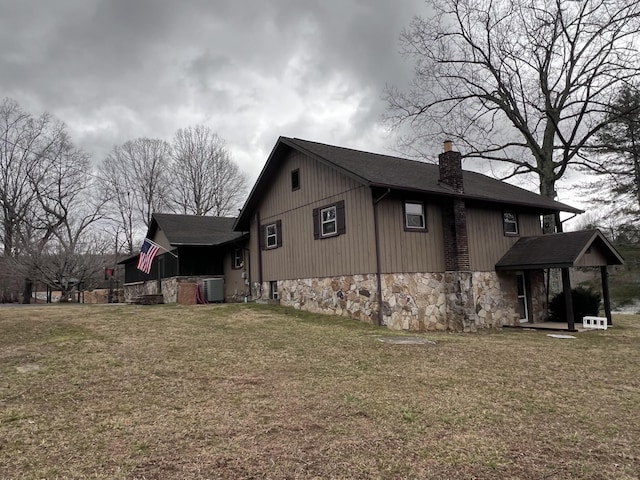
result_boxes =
[272,270,547,332]
[123,276,223,304]
[123,281,159,303]
[527,270,547,323]
[274,275,379,324]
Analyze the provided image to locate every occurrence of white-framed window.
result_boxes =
[404,201,426,230]
[266,223,278,248]
[321,205,337,237]
[270,280,278,300]
[232,248,243,269]
[313,200,345,240]
[503,211,519,235]
[261,220,282,250]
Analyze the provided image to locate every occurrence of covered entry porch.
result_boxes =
[496,229,624,331]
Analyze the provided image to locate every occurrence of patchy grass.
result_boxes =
[1,304,639,479]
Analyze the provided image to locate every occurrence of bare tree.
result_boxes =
[99,137,171,252]
[169,125,247,216]
[19,131,107,302]
[0,98,71,302]
[386,0,640,230]
[0,98,64,257]
[99,157,137,254]
[0,98,116,302]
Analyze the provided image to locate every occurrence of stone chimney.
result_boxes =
[439,140,464,193]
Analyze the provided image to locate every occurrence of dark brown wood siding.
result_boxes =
[467,207,542,271]
[254,150,376,280]
[223,240,249,299]
[376,198,446,273]
[575,247,608,267]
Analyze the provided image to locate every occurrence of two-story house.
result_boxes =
[234,137,622,332]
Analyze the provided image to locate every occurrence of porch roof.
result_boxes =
[151,214,245,246]
[495,229,624,270]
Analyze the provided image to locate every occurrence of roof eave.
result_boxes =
[495,262,575,271]
[368,183,583,214]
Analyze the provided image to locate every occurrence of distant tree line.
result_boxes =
[0,98,247,303]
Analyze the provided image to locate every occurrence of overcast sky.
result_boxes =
[0,0,431,182]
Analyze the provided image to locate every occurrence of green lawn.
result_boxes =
[1,304,639,479]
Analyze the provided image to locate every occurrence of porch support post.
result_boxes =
[561,268,575,331]
[601,265,612,326]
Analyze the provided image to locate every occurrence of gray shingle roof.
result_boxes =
[286,138,581,213]
[495,230,624,270]
[235,137,582,230]
[152,213,245,246]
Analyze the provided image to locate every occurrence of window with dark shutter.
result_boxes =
[265,223,278,248]
[313,199,345,239]
[261,220,283,249]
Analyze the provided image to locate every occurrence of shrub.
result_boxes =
[549,286,601,322]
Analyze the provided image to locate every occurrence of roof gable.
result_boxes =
[495,229,624,270]
[234,136,582,230]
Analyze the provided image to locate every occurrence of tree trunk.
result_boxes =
[539,174,558,234]
[22,278,33,304]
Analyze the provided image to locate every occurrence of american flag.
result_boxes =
[136,238,161,274]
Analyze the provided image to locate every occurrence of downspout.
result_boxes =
[373,188,391,327]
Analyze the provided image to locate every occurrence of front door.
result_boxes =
[516,273,528,323]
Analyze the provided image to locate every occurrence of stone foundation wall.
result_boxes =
[470,272,520,329]
[528,270,548,323]
[278,275,378,324]
[274,270,547,332]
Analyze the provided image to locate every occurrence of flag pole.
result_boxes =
[145,238,178,258]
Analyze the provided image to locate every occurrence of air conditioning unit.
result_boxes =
[202,277,224,303]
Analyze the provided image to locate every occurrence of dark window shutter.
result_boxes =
[336,200,346,235]
[312,207,320,240]
[276,219,282,248]
[259,224,265,250]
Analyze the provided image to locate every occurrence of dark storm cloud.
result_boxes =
[0,0,428,176]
